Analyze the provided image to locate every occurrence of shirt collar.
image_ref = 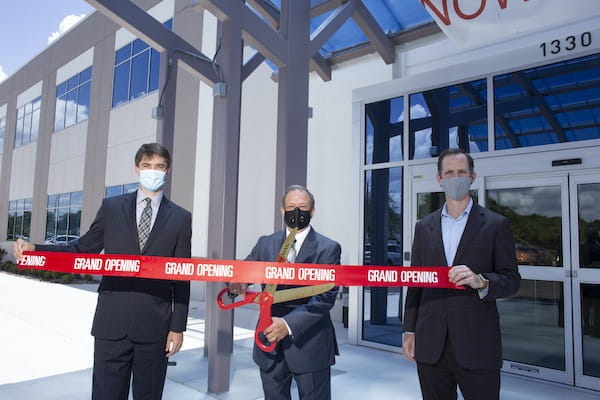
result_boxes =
[286,225,311,249]
[137,189,163,208]
[441,197,473,221]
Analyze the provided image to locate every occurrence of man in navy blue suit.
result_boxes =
[402,148,520,400]
[229,185,341,400]
[14,143,192,400]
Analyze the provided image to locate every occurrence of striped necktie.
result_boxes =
[137,197,152,250]
[287,240,297,263]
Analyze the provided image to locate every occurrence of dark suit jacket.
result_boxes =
[246,228,341,374]
[403,203,520,370]
[36,191,191,343]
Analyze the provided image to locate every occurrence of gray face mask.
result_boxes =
[440,176,472,201]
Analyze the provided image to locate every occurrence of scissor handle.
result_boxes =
[255,291,276,352]
[217,287,260,310]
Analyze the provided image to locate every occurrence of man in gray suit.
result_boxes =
[402,148,520,400]
[229,185,341,400]
[14,143,191,400]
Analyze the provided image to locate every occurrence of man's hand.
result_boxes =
[402,333,416,362]
[13,239,35,260]
[448,265,486,290]
[165,331,183,357]
[263,317,289,344]
[227,283,248,297]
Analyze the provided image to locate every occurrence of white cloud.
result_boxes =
[0,65,7,83]
[48,14,86,44]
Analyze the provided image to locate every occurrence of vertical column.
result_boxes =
[30,74,56,242]
[205,15,243,394]
[0,89,17,240]
[273,0,311,229]
[80,31,116,230]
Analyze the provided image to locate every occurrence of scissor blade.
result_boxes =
[272,284,335,304]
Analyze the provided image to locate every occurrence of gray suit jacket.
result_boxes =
[403,203,520,370]
[246,228,341,374]
[36,191,192,343]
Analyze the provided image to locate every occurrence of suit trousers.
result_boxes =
[259,355,331,400]
[416,334,500,400]
[92,336,168,400]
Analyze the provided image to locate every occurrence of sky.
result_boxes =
[0,0,95,83]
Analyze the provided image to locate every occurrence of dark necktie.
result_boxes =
[138,198,152,250]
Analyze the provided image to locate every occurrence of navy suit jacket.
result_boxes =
[403,203,520,370]
[36,191,192,343]
[246,228,341,374]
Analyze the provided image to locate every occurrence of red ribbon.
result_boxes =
[17,251,463,289]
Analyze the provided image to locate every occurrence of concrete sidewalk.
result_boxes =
[1,271,598,399]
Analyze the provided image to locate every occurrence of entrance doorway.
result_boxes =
[412,170,600,390]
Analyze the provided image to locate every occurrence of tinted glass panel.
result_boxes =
[65,90,78,127]
[30,109,40,142]
[56,81,68,96]
[365,96,403,164]
[115,43,131,65]
[494,53,600,150]
[55,94,67,131]
[105,185,122,198]
[67,75,79,91]
[79,66,92,83]
[487,186,562,267]
[77,82,91,122]
[362,167,404,347]
[112,61,130,107]
[499,280,565,371]
[409,78,488,160]
[132,38,149,55]
[578,183,600,269]
[130,50,150,99]
[0,117,5,154]
[581,283,600,377]
[149,49,160,93]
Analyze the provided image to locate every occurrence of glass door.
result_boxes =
[486,174,573,384]
[570,172,600,391]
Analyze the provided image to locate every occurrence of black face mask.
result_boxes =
[284,208,311,230]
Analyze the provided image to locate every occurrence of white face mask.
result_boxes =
[440,176,471,201]
[139,170,166,192]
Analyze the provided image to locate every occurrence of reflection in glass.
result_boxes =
[409,78,487,160]
[581,283,600,378]
[130,50,150,100]
[112,61,130,107]
[494,53,600,150]
[499,280,565,371]
[362,167,403,346]
[364,96,404,164]
[0,117,5,154]
[578,183,600,269]
[417,190,478,220]
[487,186,562,267]
[46,191,83,241]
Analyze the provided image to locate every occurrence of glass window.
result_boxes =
[111,19,172,108]
[487,186,562,267]
[494,53,600,150]
[364,96,404,164]
[409,78,488,159]
[46,191,83,241]
[6,197,32,240]
[15,97,41,148]
[578,183,600,269]
[54,67,93,131]
[105,183,137,198]
[362,167,404,347]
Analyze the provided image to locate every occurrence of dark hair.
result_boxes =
[437,148,474,175]
[134,143,171,169]
[282,185,315,210]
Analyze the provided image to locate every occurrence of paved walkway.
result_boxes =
[1,272,599,399]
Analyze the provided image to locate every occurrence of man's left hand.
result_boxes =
[449,265,486,290]
[263,317,289,344]
[165,331,183,357]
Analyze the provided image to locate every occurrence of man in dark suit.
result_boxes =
[402,148,520,400]
[14,143,191,400]
[229,185,341,400]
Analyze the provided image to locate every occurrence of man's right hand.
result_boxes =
[402,333,416,362]
[227,283,248,296]
[13,239,35,261]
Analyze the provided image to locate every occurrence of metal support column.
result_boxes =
[205,16,243,394]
